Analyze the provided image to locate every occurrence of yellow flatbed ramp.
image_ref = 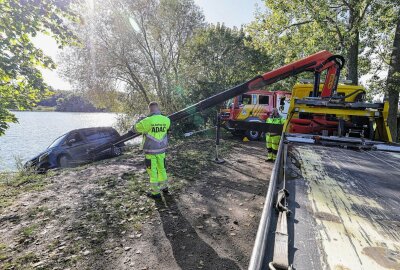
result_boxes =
[260,142,400,270]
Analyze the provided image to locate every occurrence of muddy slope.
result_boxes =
[0,138,272,270]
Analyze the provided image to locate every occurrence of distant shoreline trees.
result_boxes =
[36,91,113,112]
[8,91,106,113]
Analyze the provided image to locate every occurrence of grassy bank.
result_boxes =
[0,171,52,214]
[0,136,237,269]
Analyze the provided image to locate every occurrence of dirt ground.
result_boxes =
[0,137,273,270]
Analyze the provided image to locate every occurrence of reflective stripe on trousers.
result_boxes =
[145,153,168,195]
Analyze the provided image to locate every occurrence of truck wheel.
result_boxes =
[231,130,244,137]
[58,155,71,168]
[245,130,260,141]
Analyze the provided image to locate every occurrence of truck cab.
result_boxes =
[220,90,291,140]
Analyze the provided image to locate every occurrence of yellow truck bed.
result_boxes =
[252,140,400,270]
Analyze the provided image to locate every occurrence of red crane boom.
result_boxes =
[90,50,345,155]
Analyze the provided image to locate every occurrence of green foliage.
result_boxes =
[0,243,9,261]
[20,224,38,239]
[182,24,271,99]
[0,0,77,135]
[59,0,204,115]
[246,0,398,87]
[176,24,272,131]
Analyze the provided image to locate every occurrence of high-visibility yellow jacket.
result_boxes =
[266,116,285,125]
[266,116,285,136]
[134,113,171,154]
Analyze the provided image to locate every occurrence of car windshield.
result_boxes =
[48,134,67,149]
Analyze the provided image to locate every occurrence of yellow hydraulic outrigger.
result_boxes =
[283,83,393,142]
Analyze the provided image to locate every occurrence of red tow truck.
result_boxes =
[219,90,291,140]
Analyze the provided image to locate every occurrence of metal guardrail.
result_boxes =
[248,137,284,270]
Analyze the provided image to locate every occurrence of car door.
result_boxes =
[83,129,111,158]
[64,131,91,164]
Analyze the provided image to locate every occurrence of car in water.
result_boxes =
[25,127,124,172]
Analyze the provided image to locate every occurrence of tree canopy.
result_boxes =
[246,0,398,85]
[1,0,398,141]
[175,24,272,130]
[180,24,271,103]
[0,0,77,135]
[60,0,204,115]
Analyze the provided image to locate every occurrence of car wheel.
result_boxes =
[112,146,122,157]
[37,164,49,174]
[58,155,71,168]
[245,130,260,141]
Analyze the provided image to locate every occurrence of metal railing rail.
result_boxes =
[248,136,285,270]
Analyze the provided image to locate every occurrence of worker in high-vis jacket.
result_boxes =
[133,102,171,199]
[266,108,285,161]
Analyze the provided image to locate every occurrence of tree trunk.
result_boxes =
[347,6,359,85]
[347,29,359,85]
[124,60,151,104]
[386,9,400,142]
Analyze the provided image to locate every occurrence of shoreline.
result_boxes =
[9,110,121,114]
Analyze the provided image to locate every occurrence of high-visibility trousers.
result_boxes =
[145,153,168,195]
[266,133,281,160]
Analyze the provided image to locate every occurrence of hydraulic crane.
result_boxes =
[91,50,346,155]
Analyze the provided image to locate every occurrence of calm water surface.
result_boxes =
[0,111,121,171]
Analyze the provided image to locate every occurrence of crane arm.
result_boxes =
[90,50,345,155]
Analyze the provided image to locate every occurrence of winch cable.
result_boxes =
[183,126,216,137]
[269,142,293,270]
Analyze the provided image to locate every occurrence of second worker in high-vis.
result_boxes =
[133,102,171,199]
[266,108,285,161]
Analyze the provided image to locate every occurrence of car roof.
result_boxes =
[68,127,116,133]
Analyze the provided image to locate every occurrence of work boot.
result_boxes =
[161,187,169,194]
[146,192,161,199]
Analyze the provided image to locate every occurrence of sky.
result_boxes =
[34,0,263,90]
[194,0,262,28]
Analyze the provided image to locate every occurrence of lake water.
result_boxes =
[0,111,121,171]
